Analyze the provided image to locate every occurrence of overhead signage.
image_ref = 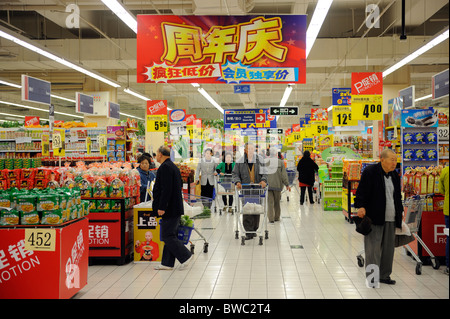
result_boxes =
[269,106,298,116]
[351,95,383,121]
[351,72,383,95]
[75,92,94,115]
[169,109,186,122]
[267,128,283,135]
[332,106,358,127]
[234,85,251,93]
[21,75,51,105]
[108,102,120,120]
[147,100,167,115]
[399,86,415,109]
[224,109,275,129]
[332,88,351,106]
[310,108,328,121]
[401,108,438,128]
[432,68,449,100]
[137,15,307,84]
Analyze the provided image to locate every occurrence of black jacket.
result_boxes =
[354,162,403,227]
[297,156,319,186]
[152,158,184,219]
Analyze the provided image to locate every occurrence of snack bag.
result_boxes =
[427,172,435,194]
[93,179,109,198]
[0,209,19,226]
[111,199,121,212]
[96,199,110,212]
[109,178,124,198]
[37,193,58,211]
[0,192,11,209]
[20,210,40,225]
[78,179,92,198]
[41,209,63,225]
[15,194,36,213]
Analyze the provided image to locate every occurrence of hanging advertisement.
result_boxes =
[332,88,351,106]
[432,68,449,100]
[351,72,383,95]
[401,108,438,128]
[310,108,328,121]
[332,106,358,127]
[351,95,383,121]
[137,15,307,84]
[146,100,168,132]
[21,75,51,105]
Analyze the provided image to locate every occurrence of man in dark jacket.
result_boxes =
[297,150,319,204]
[152,146,192,270]
[354,148,403,286]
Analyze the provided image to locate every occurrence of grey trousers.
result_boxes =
[364,221,396,280]
[268,190,281,222]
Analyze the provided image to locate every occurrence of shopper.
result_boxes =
[267,148,290,223]
[438,165,449,275]
[232,142,268,240]
[195,148,217,208]
[152,145,192,270]
[137,154,155,202]
[354,148,403,285]
[216,152,235,213]
[297,150,319,205]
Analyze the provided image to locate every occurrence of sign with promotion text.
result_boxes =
[137,15,307,84]
[351,72,383,95]
[146,100,168,132]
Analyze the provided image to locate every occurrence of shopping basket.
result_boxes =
[356,195,440,275]
[214,173,236,214]
[235,184,269,246]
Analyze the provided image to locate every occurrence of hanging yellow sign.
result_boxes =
[332,106,358,127]
[351,95,383,121]
[312,121,328,136]
[52,129,65,157]
[147,114,168,132]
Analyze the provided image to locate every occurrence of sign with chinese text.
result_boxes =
[133,208,163,262]
[137,15,306,84]
[351,72,383,95]
[310,108,328,121]
[147,115,168,132]
[332,88,351,105]
[270,106,298,116]
[147,100,168,115]
[24,116,40,127]
[352,95,383,121]
[332,106,358,127]
[52,128,65,157]
[224,109,275,129]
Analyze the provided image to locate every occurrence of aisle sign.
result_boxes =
[351,95,383,121]
[21,75,51,105]
[432,68,449,100]
[42,134,50,156]
[24,228,56,252]
[351,72,383,95]
[75,92,94,115]
[332,106,358,126]
[270,107,298,116]
[147,115,168,132]
[98,134,107,155]
[52,129,65,157]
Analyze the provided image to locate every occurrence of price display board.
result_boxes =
[351,95,383,121]
[312,121,328,135]
[98,134,107,155]
[438,126,449,141]
[52,129,65,157]
[24,228,56,251]
[332,106,358,127]
[147,114,168,132]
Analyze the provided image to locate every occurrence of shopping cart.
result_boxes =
[214,173,236,215]
[356,195,440,275]
[313,173,321,204]
[282,169,298,202]
[179,192,210,253]
[235,184,269,246]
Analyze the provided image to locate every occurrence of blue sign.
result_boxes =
[224,109,276,129]
[401,107,438,128]
[76,92,94,115]
[21,75,51,105]
[234,85,251,94]
[332,88,351,106]
[225,112,255,124]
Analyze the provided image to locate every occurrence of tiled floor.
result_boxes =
[74,189,449,299]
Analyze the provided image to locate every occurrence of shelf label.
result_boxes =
[438,126,449,141]
[24,228,56,252]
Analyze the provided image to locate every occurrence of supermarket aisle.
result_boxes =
[74,188,449,299]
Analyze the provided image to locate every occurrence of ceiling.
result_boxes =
[0,0,448,129]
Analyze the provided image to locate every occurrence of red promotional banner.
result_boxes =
[310,108,328,121]
[185,114,197,126]
[292,124,300,132]
[137,15,306,84]
[147,100,168,115]
[351,72,383,95]
[24,116,40,127]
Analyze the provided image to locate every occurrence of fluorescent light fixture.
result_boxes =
[0,112,25,118]
[0,79,21,89]
[414,94,432,102]
[191,83,200,88]
[119,112,144,121]
[306,0,333,58]
[101,0,137,33]
[124,88,150,101]
[51,94,76,103]
[280,84,293,107]
[0,27,121,88]
[327,105,333,111]
[383,28,449,78]
[197,88,224,114]
[0,100,83,119]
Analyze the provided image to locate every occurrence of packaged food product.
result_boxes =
[93,179,108,198]
[109,178,124,198]
[96,199,110,212]
[78,179,92,197]
[20,210,40,225]
[427,173,435,194]
[403,132,414,144]
[111,199,121,211]
[0,193,11,209]
[415,132,425,144]
[425,132,437,144]
[41,209,63,225]
[404,149,415,160]
[0,209,19,226]
[15,194,36,213]
[425,149,437,161]
[414,149,425,160]
[37,193,58,211]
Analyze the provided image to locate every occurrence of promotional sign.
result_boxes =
[312,121,328,135]
[169,109,186,122]
[147,115,168,132]
[98,134,107,155]
[310,108,328,121]
[133,208,163,262]
[332,106,358,127]
[75,92,94,115]
[351,72,383,95]
[351,95,383,121]
[21,75,51,105]
[432,68,449,100]
[86,137,91,155]
[137,15,307,84]
[24,116,40,127]
[332,88,351,106]
[401,108,438,128]
[270,106,298,116]
[108,102,120,120]
[52,128,65,157]
[147,100,168,115]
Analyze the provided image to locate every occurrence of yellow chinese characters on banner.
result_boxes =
[351,95,383,121]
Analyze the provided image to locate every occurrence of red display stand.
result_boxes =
[0,218,89,299]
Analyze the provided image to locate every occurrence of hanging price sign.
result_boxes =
[52,129,65,157]
[147,115,168,132]
[351,95,383,121]
[332,106,358,127]
[312,121,328,135]
[98,134,107,156]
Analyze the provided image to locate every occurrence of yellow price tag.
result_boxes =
[332,106,358,127]
[351,95,383,120]
[52,129,65,157]
[86,137,91,155]
[98,134,107,156]
[312,121,328,135]
[147,115,168,132]
[24,228,56,252]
